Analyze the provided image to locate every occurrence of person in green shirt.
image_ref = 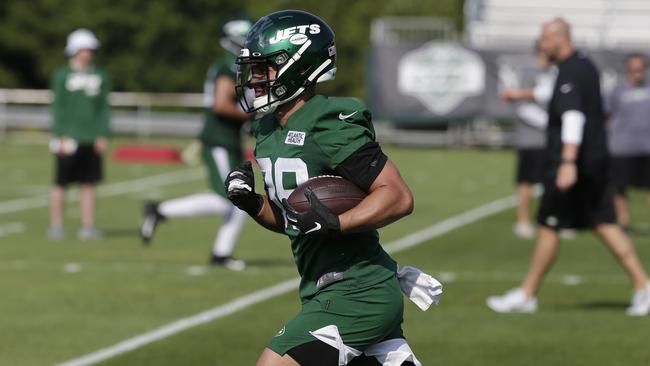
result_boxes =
[139,19,253,270]
[225,10,422,365]
[49,28,111,241]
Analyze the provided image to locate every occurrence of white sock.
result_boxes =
[212,206,247,257]
[158,193,231,218]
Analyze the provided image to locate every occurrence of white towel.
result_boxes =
[310,325,362,365]
[397,265,443,311]
[364,338,422,366]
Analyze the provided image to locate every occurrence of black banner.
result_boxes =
[367,41,629,127]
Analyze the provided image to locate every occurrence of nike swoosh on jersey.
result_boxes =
[338,111,358,120]
[305,222,322,234]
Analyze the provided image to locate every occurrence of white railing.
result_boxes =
[0,88,204,107]
[464,0,650,49]
[371,17,457,46]
[0,89,205,137]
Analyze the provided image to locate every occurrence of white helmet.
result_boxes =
[65,28,100,56]
[220,19,253,55]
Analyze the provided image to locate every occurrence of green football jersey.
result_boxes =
[199,54,244,150]
[252,94,397,301]
[51,64,111,144]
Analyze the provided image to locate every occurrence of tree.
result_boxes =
[0,0,463,99]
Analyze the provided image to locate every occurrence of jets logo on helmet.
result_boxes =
[268,24,321,44]
[235,10,337,115]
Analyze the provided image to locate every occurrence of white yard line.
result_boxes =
[55,193,522,366]
[0,222,25,237]
[383,194,518,254]
[0,168,203,215]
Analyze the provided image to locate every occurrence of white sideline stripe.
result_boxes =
[0,168,203,215]
[55,192,522,366]
[55,278,301,366]
[0,222,26,237]
[383,194,518,254]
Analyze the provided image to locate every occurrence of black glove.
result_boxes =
[281,187,341,235]
[225,161,263,216]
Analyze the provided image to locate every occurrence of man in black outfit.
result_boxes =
[487,17,650,316]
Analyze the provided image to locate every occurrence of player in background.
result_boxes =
[500,40,556,239]
[49,29,111,241]
[605,53,650,234]
[225,10,437,365]
[487,18,650,316]
[140,19,253,270]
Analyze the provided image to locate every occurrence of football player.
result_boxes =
[225,10,421,366]
[140,19,253,270]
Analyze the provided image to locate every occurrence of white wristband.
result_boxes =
[561,110,585,144]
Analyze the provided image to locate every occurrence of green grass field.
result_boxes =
[1,133,649,366]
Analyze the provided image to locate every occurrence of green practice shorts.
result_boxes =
[201,145,243,197]
[268,275,405,355]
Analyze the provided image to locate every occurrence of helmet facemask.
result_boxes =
[236,44,336,115]
[236,50,295,115]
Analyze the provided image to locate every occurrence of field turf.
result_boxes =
[1,133,649,366]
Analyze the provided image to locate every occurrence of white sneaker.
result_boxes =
[627,282,650,316]
[486,288,538,313]
[47,226,65,240]
[513,222,535,239]
[78,226,103,240]
[210,255,246,271]
[559,229,577,240]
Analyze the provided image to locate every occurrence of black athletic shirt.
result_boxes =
[546,52,608,170]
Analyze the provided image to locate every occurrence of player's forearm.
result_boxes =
[511,89,535,101]
[338,184,413,233]
[212,100,250,121]
[212,77,251,121]
[252,195,286,233]
[560,109,584,162]
[502,88,535,103]
[561,143,579,163]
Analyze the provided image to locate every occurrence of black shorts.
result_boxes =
[516,149,546,184]
[54,144,103,186]
[537,164,616,230]
[610,155,650,193]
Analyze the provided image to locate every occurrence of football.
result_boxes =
[287,176,367,214]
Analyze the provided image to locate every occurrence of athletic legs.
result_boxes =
[613,193,630,228]
[212,206,247,257]
[50,185,65,229]
[520,226,560,296]
[158,192,231,218]
[514,183,536,239]
[80,184,95,228]
[256,348,300,366]
[516,183,532,224]
[594,223,649,290]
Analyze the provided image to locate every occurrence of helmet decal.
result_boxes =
[268,24,321,45]
[277,40,312,77]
